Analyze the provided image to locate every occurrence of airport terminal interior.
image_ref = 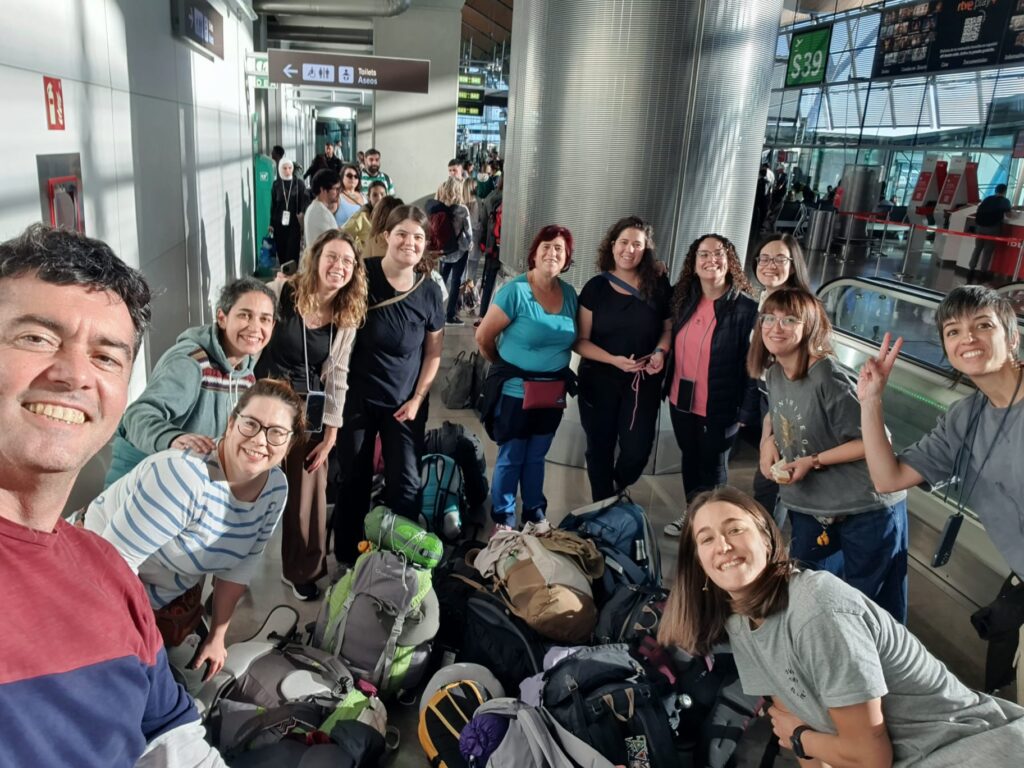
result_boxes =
[3,0,1024,766]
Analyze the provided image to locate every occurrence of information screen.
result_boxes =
[785,26,832,88]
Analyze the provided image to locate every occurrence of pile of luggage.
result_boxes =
[199,429,765,767]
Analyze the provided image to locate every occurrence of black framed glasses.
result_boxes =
[235,414,293,446]
[757,254,793,266]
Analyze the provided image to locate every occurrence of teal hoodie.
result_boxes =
[105,324,257,487]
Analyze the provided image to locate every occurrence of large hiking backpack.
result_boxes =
[428,205,458,254]
[594,583,669,646]
[433,541,551,694]
[559,495,662,602]
[473,522,603,644]
[419,453,464,542]
[423,421,489,513]
[461,698,616,768]
[418,678,490,768]
[541,645,678,768]
[311,548,439,697]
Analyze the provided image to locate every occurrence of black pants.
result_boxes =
[478,257,500,317]
[331,395,429,565]
[440,253,468,321]
[578,369,662,501]
[669,407,737,503]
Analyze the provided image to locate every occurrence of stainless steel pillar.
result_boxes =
[503,0,783,473]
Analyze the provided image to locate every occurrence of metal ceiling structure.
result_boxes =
[461,0,512,63]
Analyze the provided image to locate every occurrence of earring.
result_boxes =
[702,576,709,592]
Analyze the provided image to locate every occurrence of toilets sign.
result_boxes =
[268,49,429,94]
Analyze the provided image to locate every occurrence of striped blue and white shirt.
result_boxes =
[85,446,288,608]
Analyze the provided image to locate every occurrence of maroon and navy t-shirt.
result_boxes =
[0,515,199,766]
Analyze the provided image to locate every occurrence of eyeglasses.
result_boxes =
[759,314,804,329]
[696,249,726,261]
[235,414,293,446]
[757,254,793,266]
[323,253,356,268]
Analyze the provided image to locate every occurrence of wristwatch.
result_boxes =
[811,453,823,471]
[791,725,814,760]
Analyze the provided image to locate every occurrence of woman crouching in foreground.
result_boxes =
[657,486,1024,767]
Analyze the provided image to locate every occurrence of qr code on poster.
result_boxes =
[961,15,982,43]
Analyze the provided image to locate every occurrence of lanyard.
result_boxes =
[301,314,333,394]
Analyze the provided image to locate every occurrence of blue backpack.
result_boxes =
[419,453,464,542]
[558,495,662,601]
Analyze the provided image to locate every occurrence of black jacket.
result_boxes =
[664,284,760,431]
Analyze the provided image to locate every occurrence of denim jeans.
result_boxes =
[789,499,909,623]
[440,252,468,321]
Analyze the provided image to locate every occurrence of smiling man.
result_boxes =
[0,224,224,767]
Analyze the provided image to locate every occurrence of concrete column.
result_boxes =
[372,0,463,199]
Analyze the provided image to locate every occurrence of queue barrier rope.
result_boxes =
[833,210,1023,247]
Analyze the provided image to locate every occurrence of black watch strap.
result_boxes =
[791,725,814,760]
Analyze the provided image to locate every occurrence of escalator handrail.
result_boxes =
[818,275,945,304]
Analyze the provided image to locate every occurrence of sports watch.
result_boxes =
[791,725,814,760]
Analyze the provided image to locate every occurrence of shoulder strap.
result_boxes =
[368,274,427,311]
[602,272,645,302]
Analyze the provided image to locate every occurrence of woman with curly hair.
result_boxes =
[574,215,672,501]
[256,229,368,599]
[663,233,759,536]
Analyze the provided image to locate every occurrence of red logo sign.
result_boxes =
[43,77,65,131]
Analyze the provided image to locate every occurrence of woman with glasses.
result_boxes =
[575,216,672,501]
[748,287,908,622]
[750,233,812,522]
[85,379,304,681]
[335,163,366,227]
[663,234,759,537]
[256,230,368,600]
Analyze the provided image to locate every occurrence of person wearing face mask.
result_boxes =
[663,234,759,537]
[750,233,812,522]
[658,486,1024,768]
[476,225,578,530]
[574,216,672,502]
[332,205,444,565]
[749,288,908,622]
[859,286,1024,697]
[305,169,342,248]
[85,380,303,683]
[103,277,278,488]
[257,231,368,600]
[270,158,307,266]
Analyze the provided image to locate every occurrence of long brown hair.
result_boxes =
[369,195,405,237]
[291,230,368,328]
[657,487,791,656]
[671,234,753,320]
[596,215,659,300]
[746,287,834,380]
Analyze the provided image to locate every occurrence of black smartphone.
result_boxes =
[674,378,696,413]
[280,260,298,276]
[932,513,963,568]
[304,391,326,434]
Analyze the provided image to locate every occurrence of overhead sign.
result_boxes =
[268,49,429,93]
[459,72,485,87]
[43,76,65,131]
[785,26,831,88]
[458,104,484,117]
[245,53,277,90]
[458,89,484,103]
[872,0,1015,79]
[170,0,224,60]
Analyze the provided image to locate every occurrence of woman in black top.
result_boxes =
[256,230,367,599]
[663,233,759,536]
[575,216,672,501]
[333,205,445,565]
[270,159,307,266]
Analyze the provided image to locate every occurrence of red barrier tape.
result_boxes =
[834,210,1023,246]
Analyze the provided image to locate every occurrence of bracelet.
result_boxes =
[654,347,668,357]
[413,390,427,400]
[811,453,823,470]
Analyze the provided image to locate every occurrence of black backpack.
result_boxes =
[541,645,678,768]
[423,421,489,514]
[594,583,669,646]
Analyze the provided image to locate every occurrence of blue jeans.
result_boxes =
[490,394,563,527]
[789,499,909,623]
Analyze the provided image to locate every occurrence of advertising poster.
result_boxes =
[873,1,941,78]
[1003,0,1024,64]
[932,0,1012,71]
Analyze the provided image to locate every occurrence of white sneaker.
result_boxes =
[663,517,685,537]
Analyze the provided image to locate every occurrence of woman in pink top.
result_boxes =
[663,233,759,536]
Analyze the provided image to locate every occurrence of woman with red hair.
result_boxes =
[476,224,577,529]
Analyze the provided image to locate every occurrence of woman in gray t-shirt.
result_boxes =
[659,486,1024,767]
[748,287,907,622]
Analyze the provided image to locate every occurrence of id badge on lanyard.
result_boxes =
[281,210,291,226]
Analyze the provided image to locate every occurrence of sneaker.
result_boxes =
[446,316,465,326]
[663,517,685,537]
[281,575,321,601]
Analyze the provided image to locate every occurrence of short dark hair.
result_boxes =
[996,184,1008,195]
[216,276,277,318]
[311,169,341,196]
[448,158,460,167]
[0,223,151,356]
[462,161,473,171]
[936,285,1019,383]
[365,148,381,157]
[368,180,388,193]
[271,145,285,159]
[527,225,574,272]
[658,486,791,656]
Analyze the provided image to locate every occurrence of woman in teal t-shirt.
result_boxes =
[475,224,578,528]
